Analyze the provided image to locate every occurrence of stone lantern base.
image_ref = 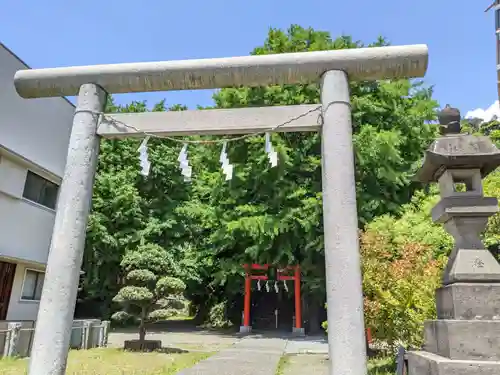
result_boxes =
[407,282,500,375]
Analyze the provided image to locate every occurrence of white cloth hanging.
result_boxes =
[138,137,151,176]
[219,141,233,180]
[177,143,192,181]
[265,132,278,168]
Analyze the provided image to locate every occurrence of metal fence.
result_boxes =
[0,319,110,358]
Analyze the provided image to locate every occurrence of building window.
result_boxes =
[22,171,59,210]
[21,270,45,301]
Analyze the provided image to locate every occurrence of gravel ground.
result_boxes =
[108,329,237,352]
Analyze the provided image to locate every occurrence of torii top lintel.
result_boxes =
[14,44,428,99]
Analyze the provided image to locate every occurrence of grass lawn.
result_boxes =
[274,354,396,375]
[367,356,396,375]
[166,315,194,321]
[0,348,211,375]
[275,355,290,375]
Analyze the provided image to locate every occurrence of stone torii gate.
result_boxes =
[14,44,428,375]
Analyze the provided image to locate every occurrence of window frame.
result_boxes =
[22,170,59,210]
[20,268,45,302]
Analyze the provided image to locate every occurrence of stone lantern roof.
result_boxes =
[415,105,500,183]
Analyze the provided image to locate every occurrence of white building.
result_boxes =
[0,42,75,321]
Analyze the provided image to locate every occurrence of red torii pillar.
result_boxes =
[240,264,303,335]
[243,269,252,328]
[278,265,304,335]
[294,265,303,334]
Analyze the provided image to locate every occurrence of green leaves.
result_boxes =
[113,286,154,306]
[82,25,442,329]
[148,309,175,320]
[190,25,439,303]
[155,276,186,298]
[121,243,176,275]
[110,311,135,324]
[126,269,156,286]
[112,243,187,337]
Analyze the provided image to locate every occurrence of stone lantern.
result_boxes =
[407,105,500,374]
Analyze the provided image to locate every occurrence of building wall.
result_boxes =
[0,43,75,177]
[0,44,76,322]
[6,263,45,321]
[0,155,56,265]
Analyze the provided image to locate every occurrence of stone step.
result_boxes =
[424,319,500,361]
[407,351,500,375]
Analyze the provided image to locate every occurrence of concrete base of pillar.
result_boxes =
[292,327,305,336]
[239,325,252,334]
[407,350,500,375]
[424,319,500,361]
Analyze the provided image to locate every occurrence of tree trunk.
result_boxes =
[194,301,209,325]
[139,307,147,342]
[139,322,146,342]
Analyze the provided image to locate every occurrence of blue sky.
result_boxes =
[0,0,496,114]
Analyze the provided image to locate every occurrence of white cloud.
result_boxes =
[465,101,500,122]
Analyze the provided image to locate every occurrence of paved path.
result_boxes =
[109,330,329,374]
[284,336,328,354]
[176,335,287,375]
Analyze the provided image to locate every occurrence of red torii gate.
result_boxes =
[241,263,302,334]
[241,263,374,345]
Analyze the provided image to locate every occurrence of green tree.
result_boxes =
[81,25,441,330]
[461,117,500,250]
[182,25,439,328]
[111,243,186,342]
[361,192,449,347]
[80,98,198,318]
[212,26,438,223]
[80,98,147,317]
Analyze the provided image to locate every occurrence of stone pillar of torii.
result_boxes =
[13,44,428,375]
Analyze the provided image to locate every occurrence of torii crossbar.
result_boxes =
[13,44,428,375]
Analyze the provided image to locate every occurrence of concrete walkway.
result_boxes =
[109,329,329,375]
[176,335,287,375]
[284,336,328,354]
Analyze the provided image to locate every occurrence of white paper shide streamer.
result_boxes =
[140,133,277,181]
[178,144,192,182]
[138,136,151,177]
[219,141,233,181]
[265,133,278,167]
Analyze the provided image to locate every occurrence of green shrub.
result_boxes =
[111,244,186,341]
[205,301,233,329]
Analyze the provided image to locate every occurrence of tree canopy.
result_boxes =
[78,25,453,338]
[112,243,186,341]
